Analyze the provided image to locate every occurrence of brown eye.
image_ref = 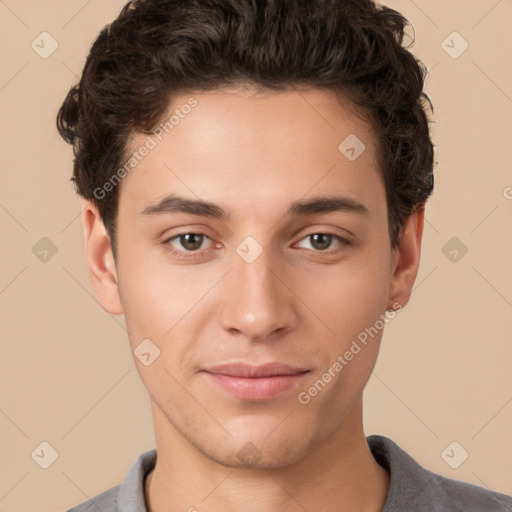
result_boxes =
[309,233,333,251]
[295,232,350,253]
[177,233,204,251]
[164,232,211,257]
[163,231,219,261]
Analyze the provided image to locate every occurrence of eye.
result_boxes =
[162,231,351,261]
[295,233,349,252]
[164,232,214,259]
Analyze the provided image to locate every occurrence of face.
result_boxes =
[84,86,422,469]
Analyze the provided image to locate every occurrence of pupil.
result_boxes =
[311,233,331,250]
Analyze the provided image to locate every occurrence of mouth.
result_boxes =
[201,362,310,401]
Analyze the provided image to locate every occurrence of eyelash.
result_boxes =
[163,232,351,260]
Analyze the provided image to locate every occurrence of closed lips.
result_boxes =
[203,362,310,378]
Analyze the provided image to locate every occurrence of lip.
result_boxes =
[204,362,309,377]
[202,362,310,401]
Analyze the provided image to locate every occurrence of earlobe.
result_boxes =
[82,199,124,315]
[387,204,425,310]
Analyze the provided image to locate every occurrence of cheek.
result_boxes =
[297,248,392,343]
[117,259,213,398]
[117,245,214,340]
[295,257,391,416]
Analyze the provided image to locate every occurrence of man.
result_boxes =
[57,0,512,510]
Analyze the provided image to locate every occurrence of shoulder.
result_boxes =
[64,448,157,512]
[65,484,119,512]
[427,474,512,512]
[367,435,512,512]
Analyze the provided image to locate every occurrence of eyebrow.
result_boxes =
[140,193,369,219]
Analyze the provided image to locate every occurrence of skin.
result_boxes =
[82,86,424,512]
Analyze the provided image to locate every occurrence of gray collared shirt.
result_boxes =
[66,435,512,511]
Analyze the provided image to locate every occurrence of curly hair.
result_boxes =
[57,0,435,261]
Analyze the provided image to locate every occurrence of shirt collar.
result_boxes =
[116,448,157,512]
[367,434,437,511]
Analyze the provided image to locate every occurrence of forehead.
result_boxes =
[117,86,384,220]
[148,86,378,161]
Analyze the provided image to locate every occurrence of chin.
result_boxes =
[194,420,314,470]
[204,438,310,470]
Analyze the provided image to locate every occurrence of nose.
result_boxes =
[218,246,299,342]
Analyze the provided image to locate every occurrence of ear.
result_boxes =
[81,199,124,315]
[387,204,425,309]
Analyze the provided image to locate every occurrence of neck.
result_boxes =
[145,397,389,512]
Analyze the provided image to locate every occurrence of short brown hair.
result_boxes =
[57,0,435,261]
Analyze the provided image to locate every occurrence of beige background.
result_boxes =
[1,1,511,511]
